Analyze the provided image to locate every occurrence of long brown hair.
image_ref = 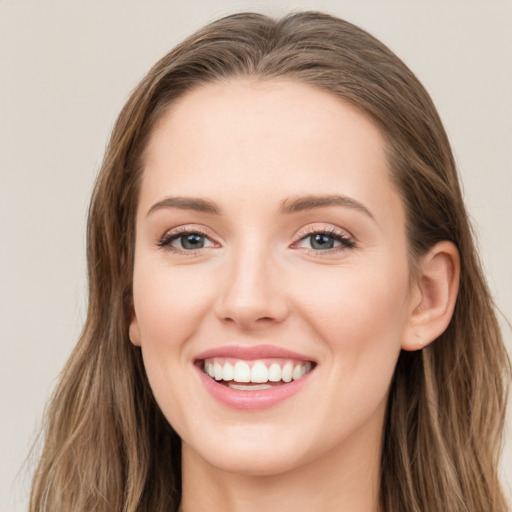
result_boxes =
[30,11,510,511]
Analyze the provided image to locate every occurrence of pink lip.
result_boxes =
[195,365,313,410]
[194,344,315,362]
[193,344,316,410]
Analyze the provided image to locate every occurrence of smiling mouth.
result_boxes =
[198,357,316,390]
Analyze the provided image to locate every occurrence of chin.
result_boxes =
[202,448,304,478]
[183,424,312,477]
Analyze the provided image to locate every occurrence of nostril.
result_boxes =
[220,313,283,329]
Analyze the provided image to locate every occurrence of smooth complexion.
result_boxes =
[129,80,459,512]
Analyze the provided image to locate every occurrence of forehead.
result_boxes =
[140,79,402,223]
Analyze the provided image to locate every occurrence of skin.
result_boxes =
[129,79,459,512]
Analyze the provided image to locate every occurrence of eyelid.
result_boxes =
[295,223,355,241]
[291,224,356,252]
[156,223,355,254]
[157,224,221,252]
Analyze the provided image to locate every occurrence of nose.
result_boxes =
[214,244,289,330]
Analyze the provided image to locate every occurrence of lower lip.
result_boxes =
[195,365,313,410]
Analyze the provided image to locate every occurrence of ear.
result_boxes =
[402,241,460,351]
[128,309,142,347]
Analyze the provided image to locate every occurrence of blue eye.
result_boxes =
[296,230,355,251]
[158,230,216,251]
[176,233,206,250]
[309,233,337,250]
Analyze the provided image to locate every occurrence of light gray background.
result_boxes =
[1,1,511,511]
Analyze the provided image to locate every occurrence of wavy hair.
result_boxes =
[30,11,510,511]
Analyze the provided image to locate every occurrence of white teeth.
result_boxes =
[214,361,223,381]
[223,362,234,381]
[292,364,303,381]
[233,361,251,382]
[268,363,282,382]
[203,358,313,386]
[281,362,293,383]
[251,361,269,383]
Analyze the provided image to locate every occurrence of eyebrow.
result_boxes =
[146,193,374,220]
[280,194,375,220]
[146,196,221,217]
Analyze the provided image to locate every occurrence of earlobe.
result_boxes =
[402,241,460,351]
[129,312,142,346]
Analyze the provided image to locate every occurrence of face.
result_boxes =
[130,79,415,476]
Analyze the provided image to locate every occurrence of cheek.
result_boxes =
[286,260,410,440]
[132,261,216,349]
[291,259,410,364]
[131,262,219,433]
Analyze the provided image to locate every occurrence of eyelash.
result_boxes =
[157,226,356,255]
[292,227,356,254]
[157,227,216,254]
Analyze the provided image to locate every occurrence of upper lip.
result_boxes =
[194,344,316,363]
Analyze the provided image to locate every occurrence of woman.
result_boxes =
[30,11,510,512]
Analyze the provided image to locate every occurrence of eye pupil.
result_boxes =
[310,234,334,250]
[182,233,205,249]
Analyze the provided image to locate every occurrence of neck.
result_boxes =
[179,425,383,512]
